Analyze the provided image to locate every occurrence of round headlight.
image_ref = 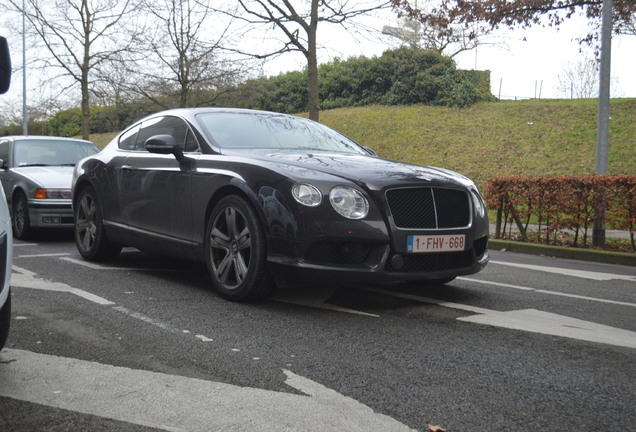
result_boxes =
[292,183,322,207]
[329,186,369,219]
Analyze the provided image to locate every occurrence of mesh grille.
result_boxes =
[386,188,470,229]
[386,250,474,273]
[304,241,371,266]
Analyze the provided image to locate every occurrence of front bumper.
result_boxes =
[268,235,490,284]
[28,198,74,228]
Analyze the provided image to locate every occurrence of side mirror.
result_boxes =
[144,134,186,161]
[0,36,11,94]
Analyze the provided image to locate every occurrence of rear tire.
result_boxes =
[74,186,121,261]
[205,195,273,301]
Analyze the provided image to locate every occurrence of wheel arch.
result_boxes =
[72,177,94,208]
[204,180,265,233]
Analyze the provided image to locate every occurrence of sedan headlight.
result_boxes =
[329,186,369,219]
[292,183,322,207]
[34,189,72,199]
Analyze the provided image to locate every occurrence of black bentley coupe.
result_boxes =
[72,108,489,301]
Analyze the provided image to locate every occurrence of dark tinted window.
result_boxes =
[137,116,200,152]
[119,125,140,150]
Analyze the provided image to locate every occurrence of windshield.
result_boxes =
[196,112,367,155]
[14,139,99,167]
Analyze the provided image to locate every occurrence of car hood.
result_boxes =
[11,166,74,189]
[227,150,475,191]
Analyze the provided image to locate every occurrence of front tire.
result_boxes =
[205,195,273,301]
[12,192,32,240]
[74,186,121,261]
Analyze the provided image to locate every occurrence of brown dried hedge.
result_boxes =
[485,175,636,251]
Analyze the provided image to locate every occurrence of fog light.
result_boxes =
[390,254,404,270]
[42,216,61,224]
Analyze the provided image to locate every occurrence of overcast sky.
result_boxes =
[3,6,634,110]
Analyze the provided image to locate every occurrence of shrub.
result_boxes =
[486,175,636,251]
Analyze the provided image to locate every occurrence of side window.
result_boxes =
[184,128,200,153]
[119,125,140,150]
[136,116,199,152]
[0,140,8,167]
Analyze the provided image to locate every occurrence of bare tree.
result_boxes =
[391,0,636,42]
[556,56,598,99]
[8,0,140,139]
[383,6,498,58]
[128,0,248,110]
[221,0,392,121]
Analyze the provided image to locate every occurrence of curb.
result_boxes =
[488,239,636,267]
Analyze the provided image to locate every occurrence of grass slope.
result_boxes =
[89,98,635,191]
[319,98,636,190]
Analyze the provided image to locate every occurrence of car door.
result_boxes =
[118,116,200,243]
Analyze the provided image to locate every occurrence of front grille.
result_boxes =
[386,187,470,229]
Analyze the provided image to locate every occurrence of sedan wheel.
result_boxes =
[12,192,31,240]
[206,195,272,301]
[74,186,121,261]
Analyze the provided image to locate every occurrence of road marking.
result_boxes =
[0,349,415,432]
[490,260,636,281]
[12,266,114,306]
[361,286,636,349]
[112,306,177,332]
[17,253,71,258]
[60,257,190,272]
[457,277,534,291]
[458,277,636,308]
[458,309,636,349]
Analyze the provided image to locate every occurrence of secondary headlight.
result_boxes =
[292,183,322,207]
[470,189,486,217]
[329,186,369,219]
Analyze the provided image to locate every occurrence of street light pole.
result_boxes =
[592,0,612,248]
[22,0,28,136]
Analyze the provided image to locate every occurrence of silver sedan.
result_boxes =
[0,136,100,239]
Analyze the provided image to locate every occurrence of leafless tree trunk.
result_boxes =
[9,0,139,139]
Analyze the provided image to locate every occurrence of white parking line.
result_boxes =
[60,257,189,272]
[490,260,636,281]
[361,286,636,349]
[0,349,416,432]
[17,253,71,258]
[12,265,115,306]
[458,277,636,308]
